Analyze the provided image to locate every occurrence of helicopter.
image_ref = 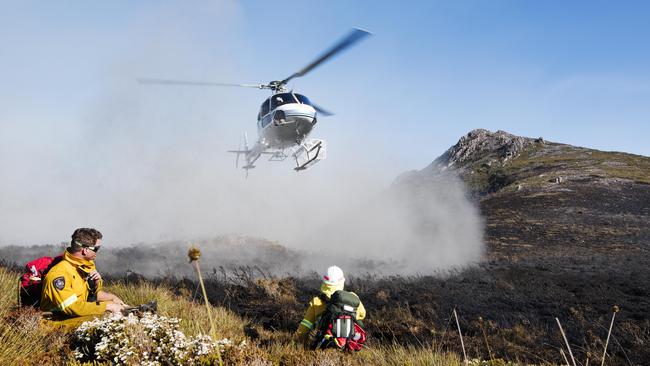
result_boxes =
[138,28,370,174]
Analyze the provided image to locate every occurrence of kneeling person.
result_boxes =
[41,228,126,328]
[296,265,367,350]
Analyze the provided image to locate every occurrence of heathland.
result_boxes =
[1,129,648,365]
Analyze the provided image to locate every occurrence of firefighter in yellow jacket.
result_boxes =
[295,265,366,343]
[41,228,126,329]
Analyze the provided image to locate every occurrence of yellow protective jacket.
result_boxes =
[295,282,366,340]
[40,250,106,317]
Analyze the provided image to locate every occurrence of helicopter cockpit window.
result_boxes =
[270,93,297,110]
[259,99,270,119]
[294,94,312,106]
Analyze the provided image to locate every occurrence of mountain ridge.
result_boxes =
[398,129,650,199]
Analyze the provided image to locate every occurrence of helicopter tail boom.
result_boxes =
[228,133,263,175]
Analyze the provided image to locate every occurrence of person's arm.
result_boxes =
[88,269,103,292]
[42,274,106,316]
[96,290,127,306]
[357,300,366,320]
[88,270,128,313]
[296,299,317,340]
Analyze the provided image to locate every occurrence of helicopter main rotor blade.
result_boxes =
[137,78,265,89]
[280,28,371,85]
[313,104,334,117]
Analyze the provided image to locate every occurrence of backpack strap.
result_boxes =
[314,292,330,331]
[318,293,329,304]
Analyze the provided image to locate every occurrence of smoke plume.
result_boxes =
[0,3,484,276]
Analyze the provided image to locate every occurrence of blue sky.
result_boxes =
[2,1,649,164]
[239,1,650,161]
[1,1,649,244]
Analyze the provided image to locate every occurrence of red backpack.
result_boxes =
[19,255,63,307]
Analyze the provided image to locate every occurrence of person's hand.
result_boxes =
[88,270,102,283]
[105,302,125,313]
[112,295,128,307]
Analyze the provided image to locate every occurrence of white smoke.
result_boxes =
[0,2,484,275]
[297,173,484,275]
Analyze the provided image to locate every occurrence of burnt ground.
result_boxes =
[135,179,648,365]
[3,131,649,364]
[3,180,648,364]
[475,180,650,364]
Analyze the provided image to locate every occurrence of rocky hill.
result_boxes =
[401,128,650,265]
[408,128,650,193]
[383,129,650,363]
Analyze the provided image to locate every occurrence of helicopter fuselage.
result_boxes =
[256,92,317,150]
[235,91,323,172]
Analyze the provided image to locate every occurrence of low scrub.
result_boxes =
[71,312,230,365]
[0,265,462,365]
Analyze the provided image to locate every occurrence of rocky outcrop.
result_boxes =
[424,129,537,173]
[398,128,650,197]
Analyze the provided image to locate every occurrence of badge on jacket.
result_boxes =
[53,276,65,290]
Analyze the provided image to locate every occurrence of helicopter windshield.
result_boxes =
[294,93,312,106]
[270,93,297,110]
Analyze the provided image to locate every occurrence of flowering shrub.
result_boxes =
[468,359,520,366]
[72,312,230,365]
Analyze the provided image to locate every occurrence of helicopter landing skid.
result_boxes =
[293,139,326,171]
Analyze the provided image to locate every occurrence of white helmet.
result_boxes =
[323,265,345,285]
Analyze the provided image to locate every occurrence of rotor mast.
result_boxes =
[264,80,288,94]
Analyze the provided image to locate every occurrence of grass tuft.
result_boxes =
[0,265,464,365]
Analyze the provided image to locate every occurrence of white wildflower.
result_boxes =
[72,312,232,365]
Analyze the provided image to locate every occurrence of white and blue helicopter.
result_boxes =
[139,28,370,174]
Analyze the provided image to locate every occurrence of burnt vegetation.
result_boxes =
[2,129,649,364]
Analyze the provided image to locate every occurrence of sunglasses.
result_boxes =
[84,246,101,253]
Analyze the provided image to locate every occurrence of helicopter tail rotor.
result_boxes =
[235,134,245,168]
[228,132,252,169]
[228,132,261,178]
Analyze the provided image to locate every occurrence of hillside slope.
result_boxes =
[386,129,650,363]
[194,130,649,364]
[400,128,650,264]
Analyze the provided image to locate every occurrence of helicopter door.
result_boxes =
[258,98,270,119]
[258,98,272,129]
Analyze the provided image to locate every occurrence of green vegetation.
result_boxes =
[463,143,650,195]
[0,265,464,366]
[0,267,67,365]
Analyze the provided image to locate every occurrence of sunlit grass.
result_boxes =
[0,265,468,365]
[0,266,67,365]
[105,281,247,343]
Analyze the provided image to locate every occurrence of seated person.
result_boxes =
[40,228,126,329]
